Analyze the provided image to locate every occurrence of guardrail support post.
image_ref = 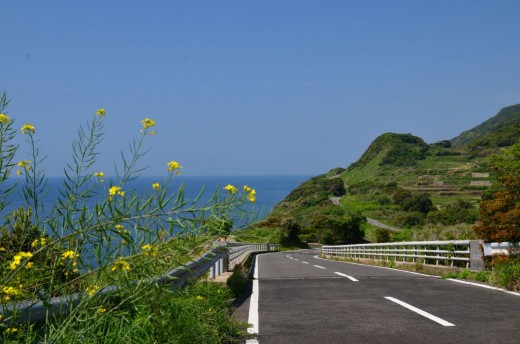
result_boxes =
[469,240,484,271]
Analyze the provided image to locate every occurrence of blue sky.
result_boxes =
[3,1,520,176]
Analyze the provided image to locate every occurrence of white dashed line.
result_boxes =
[293,259,300,262]
[302,261,309,264]
[385,297,455,327]
[334,272,359,282]
[313,265,325,269]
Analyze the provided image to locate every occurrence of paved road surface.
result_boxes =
[243,249,520,344]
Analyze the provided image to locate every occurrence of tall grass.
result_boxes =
[0,94,253,342]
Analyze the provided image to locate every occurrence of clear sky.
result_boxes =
[3,1,520,176]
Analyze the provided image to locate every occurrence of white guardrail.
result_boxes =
[322,240,485,270]
[0,242,279,324]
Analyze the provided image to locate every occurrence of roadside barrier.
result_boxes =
[322,240,484,270]
[0,242,278,324]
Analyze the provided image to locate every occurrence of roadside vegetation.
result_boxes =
[247,104,520,291]
[0,92,253,343]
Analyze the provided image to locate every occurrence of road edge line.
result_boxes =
[334,271,359,282]
[247,255,259,335]
[446,278,520,296]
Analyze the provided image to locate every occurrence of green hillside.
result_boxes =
[451,104,520,148]
[248,104,520,245]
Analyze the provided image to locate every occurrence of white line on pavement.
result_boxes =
[247,256,260,334]
[313,265,325,269]
[385,297,455,327]
[302,261,309,264]
[334,272,359,282]
[447,278,520,297]
[294,259,300,261]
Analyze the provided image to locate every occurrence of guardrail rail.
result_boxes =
[1,241,279,325]
[322,240,484,270]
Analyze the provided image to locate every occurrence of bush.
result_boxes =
[490,256,520,291]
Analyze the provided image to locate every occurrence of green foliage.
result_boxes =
[490,256,520,291]
[427,199,479,225]
[0,97,253,342]
[474,141,520,242]
[451,103,520,148]
[350,133,430,169]
[373,228,391,243]
[227,265,249,298]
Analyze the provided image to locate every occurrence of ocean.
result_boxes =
[1,175,310,223]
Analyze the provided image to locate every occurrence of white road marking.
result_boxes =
[334,272,359,282]
[294,259,300,262]
[246,340,259,344]
[447,278,520,297]
[302,261,309,264]
[247,256,260,334]
[385,297,455,327]
[313,265,325,269]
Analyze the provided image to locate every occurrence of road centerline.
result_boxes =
[334,272,359,282]
[313,265,325,269]
[385,296,455,327]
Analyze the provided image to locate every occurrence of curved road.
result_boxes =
[241,249,520,344]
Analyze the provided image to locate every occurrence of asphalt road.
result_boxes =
[243,249,520,344]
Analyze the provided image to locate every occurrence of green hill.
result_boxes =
[451,104,520,148]
[252,104,520,245]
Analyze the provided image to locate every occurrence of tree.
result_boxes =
[474,142,520,242]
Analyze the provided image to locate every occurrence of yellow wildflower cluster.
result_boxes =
[224,184,256,202]
[85,284,100,297]
[152,182,160,190]
[167,161,182,173]
[111,258,131,272]
[141,244,158,257]
[243,185,257,203]
[21,123,35,134]
[31,237,47,248]
[4,327,18,335]
[9,251,33,270]
[141,118,155,129]
[224,184,237,194]
[16,160,32,175]
[150,130,157,136]
[2,285,22,301]
[0,113,10,124]
[97,307,107,314]
[95,108,106,116]
[61,250,79,273]
[108,186,125,200]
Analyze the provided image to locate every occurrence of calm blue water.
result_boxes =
[1,175,309,221]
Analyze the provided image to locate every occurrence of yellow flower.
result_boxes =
[86,284,100,297]
[94,171,105,178]
[244,185,252,193]
[108,186,125,199]
[248,191,257,203]
[141,244,152,251]
[196,295,204,301]
[167,161,182,172]
[21,123,35,134]
[111,258,131,272]
[17,160,31,169]
[16,170,22,175]
[0,113,10,124]
[115,224,124,232]
[152,182,160,190]
[150,130,157,136]
[4,327,18,335]
[96,108,106,116]
[31,237,47,248]
[25,262,34,269]
[62,250,78,259]
[0,247,5,251]
[97,307,107,314]
[224,184,237,195]
[141,118,155,129]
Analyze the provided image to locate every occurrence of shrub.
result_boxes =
[490,256,520,291]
